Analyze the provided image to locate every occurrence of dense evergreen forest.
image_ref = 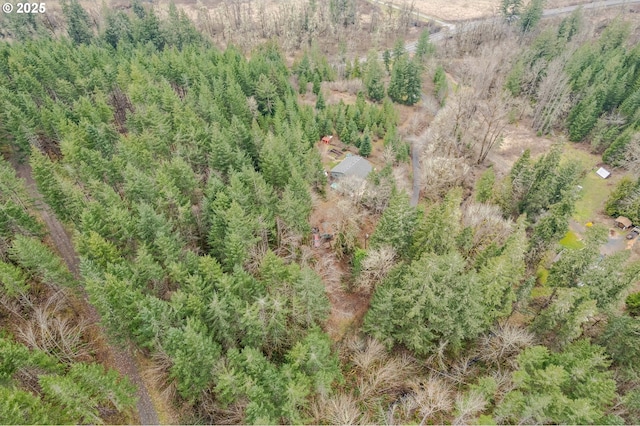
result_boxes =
[1,0,640,424]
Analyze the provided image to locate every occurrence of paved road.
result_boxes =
[13,161,160,426]
[543,0,640,16]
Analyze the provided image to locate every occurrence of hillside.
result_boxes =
[1,0,640,424]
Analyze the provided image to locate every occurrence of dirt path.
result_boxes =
[13,161,160,426]
[310,195,373,341]
[409,139,421,207]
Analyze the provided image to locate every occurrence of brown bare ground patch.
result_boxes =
[485,123,555,177]
[309,193,373,342]
[136,351,181,425]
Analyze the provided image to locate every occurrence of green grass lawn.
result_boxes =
[562,145,619,224]
[573,172,612,224]
[531,285,553,299]
[559,230,584,249]
[536,266,549,285]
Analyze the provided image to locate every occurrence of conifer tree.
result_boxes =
[315,91,325,110]
[61,0,93,45]
[387,58,405,104]
[364,51,386,103]
[415,29,435,62]
[359,133,372,157]
[370,192,420,260]
[9,235,75,288]
[392,39,406,61]
[364,251,484,355]
[520,0,545,32]
[501,0,522,22]
[382,49,391,75]
[478,217,527,325]
[352,58,361,79]
[255,75,279,115]
[568,95,599,141]
[164,318,221,401]
[496,341,616,424]
[600,314,640,370]
[410,189,462,260]
[312,73,321,95]
[103,10,133,48]
[298,74,308,94]
[388,57,422,106]
[30,150,71,222]
[475,167,496,203]
[433,65,448,105]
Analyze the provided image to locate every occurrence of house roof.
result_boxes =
[596,167,611,179]
[330,155,372,179]
[616,216,632,228]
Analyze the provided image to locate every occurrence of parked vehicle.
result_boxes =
[627,227,640,240]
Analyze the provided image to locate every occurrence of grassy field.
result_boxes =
[562,144,622,225]
[559,230,584,249]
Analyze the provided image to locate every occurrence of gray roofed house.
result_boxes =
[330,155,372,180]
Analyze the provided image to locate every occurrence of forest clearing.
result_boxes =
[2,0,640,424]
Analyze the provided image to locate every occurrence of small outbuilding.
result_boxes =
[330,155,372,180]
[321,135,333,144]
[596,167,611,179]
[615,216,633,230]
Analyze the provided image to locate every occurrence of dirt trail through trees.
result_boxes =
[310,196,372,340]
[410,137,421,207]
[13,161,160,426]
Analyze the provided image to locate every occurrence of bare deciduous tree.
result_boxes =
[622,133,640,176]
[274,217,304,261]
[449,355,480,384]
[336,175,367,204]
[245,239,268,274]
[359,353,416,406]
[476,324,535,367]
[421,151,472,200]
[316,392,364,425]
[406,375,454,425]
[444,19,510,59]
[362,178,394,215]
[462,202,513,253]
[354,246,396,293]
[326,79,364,95]
[18,293,91,364]
[332,198,365,259]
[347,336,388,372]
[345,337,417,406]
[532,55,573,135]
[194,0,413,56]
[474,93,510,164]
[313,254,342,289]
[427,88,476,158]
[452,390,487,425]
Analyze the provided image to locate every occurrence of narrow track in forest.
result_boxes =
[13,160,160,426]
